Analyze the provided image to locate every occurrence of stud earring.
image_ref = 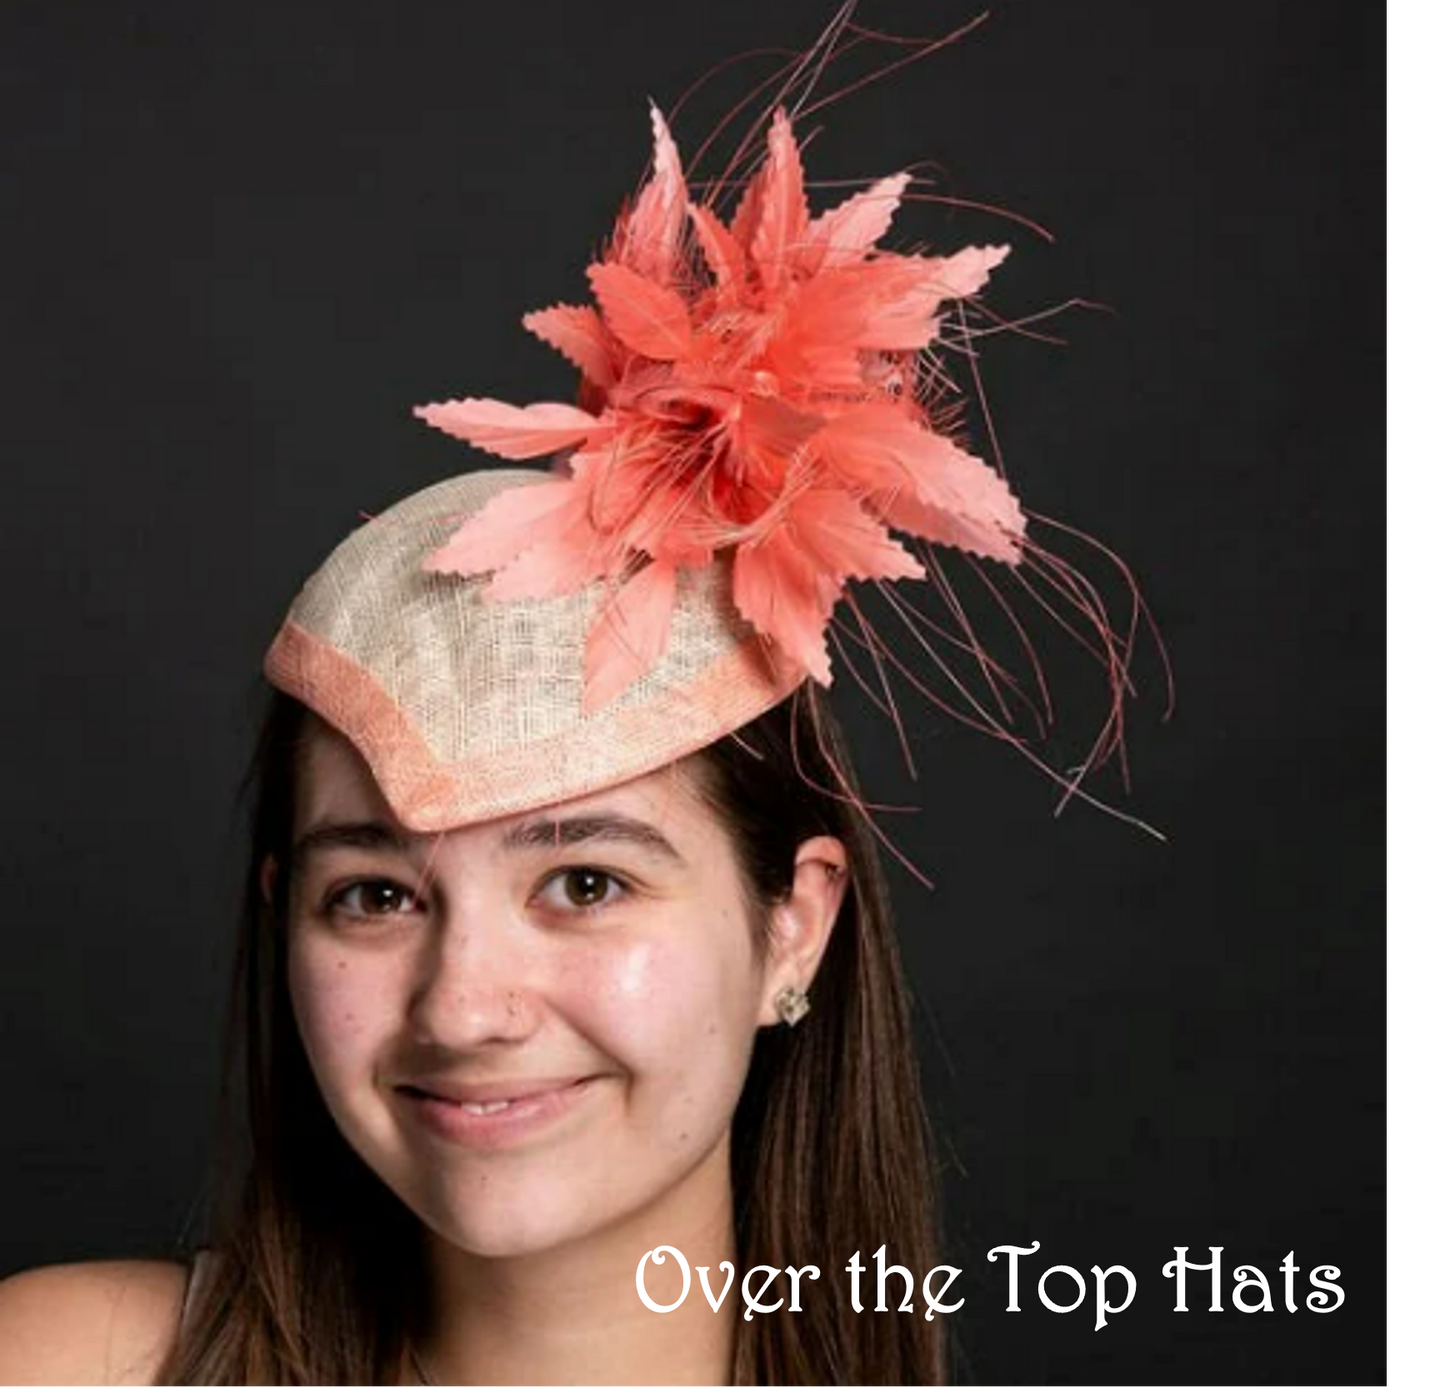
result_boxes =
[775,985,811,1027]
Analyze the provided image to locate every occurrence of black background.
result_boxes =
[1,1,1382,1383]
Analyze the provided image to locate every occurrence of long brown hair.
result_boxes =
[160,683,945,1384]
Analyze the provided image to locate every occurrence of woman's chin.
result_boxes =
[392,1131,735,1266]
[415,1187,637,1263]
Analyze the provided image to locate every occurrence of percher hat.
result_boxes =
[265,466,803,831]
[265,78,1161,833]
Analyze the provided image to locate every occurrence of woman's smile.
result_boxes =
[393,1073,611,1151]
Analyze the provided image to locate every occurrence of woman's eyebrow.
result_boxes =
[500,813,685,864]
[291,820,413,872]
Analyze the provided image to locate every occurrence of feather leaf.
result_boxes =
[688,203,748,304]
[523,305,617,388]
[621,103,689,282]
[484,524,619,602]
[816,402,1024,557]
[734,489,924,683]
[752,108,809,292]
[803,171,912,272]
[423,479,577,576]
[413,399,601,459]
[586,263,693,360]
[581,560,678,710]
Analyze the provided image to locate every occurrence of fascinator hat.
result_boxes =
[265,40,1163,835]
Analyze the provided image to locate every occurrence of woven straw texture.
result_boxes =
[264,469,804,830]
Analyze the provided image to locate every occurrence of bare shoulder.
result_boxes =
[0,1260,187,1386]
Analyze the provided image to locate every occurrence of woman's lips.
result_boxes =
[394,1076,602,1149]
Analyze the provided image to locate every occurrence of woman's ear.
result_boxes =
[758,835,848,1026]
[260,854,279,910]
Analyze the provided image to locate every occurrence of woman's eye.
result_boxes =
[326,879,422,920]
[536,867,627,915]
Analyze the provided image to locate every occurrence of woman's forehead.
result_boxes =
[294,717,712,849]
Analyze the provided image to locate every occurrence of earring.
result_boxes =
[775,985,811,1027]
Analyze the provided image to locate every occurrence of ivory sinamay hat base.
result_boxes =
[264,469,806,831]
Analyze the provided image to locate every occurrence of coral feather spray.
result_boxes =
[418,107,1019,700]
[416,72,1169,836]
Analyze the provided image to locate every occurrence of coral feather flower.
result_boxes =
[416,104,1023,710]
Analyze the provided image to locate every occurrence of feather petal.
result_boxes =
[688,203,748,305]
[868,488,1024,564]
[484,524,620,602]
[413,398,602,459]
[582,560,678,710]
[786,487,927,583]
[728,156,768,256]
[779,257,928,362]
[523,305,617,388]
[870,246,1011,343]
[733,489,925,683]
[734,540,837,685]
[423,478,577,575]
[803,171,911,272]
[816,403,1024,556]
[930,243,1011,299]
[621,103,688,283]
[586,262,693,360]
[752,108,809,291]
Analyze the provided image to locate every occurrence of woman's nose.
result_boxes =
[405,904,544,1050]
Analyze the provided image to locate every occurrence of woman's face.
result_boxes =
[284,721,827,1262]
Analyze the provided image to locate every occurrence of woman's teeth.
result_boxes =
[456,1098,515,1116]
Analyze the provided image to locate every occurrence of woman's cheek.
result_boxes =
[556,913,758,1075]
[289,938,399,1090]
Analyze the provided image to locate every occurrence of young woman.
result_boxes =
[0,48,1149,1382]
[0,473,944,1383]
